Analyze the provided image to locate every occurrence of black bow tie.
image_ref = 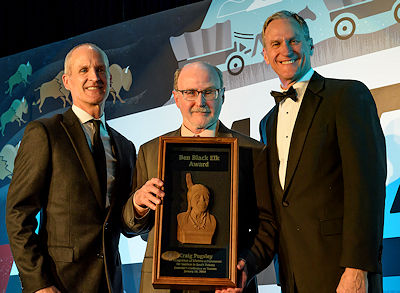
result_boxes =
[270,86,298,104]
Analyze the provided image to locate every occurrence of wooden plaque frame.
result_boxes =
[152,136,238,290]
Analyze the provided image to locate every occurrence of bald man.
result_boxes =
[123,62,276,293]
[6,43,137,293]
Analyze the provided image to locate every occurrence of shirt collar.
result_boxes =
[72,104,106,125]
[276,68,314,104]
[180,121,218,137]
[278,68,314,91]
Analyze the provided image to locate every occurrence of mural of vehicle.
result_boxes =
[169,20,263,76]
[325,0,400,40]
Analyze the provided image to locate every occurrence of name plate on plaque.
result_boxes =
[152,136,238,291]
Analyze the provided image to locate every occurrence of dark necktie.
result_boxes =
[92,120,107,205]
[270,86,298,104]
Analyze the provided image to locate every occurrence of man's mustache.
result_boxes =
[191,107,209,113]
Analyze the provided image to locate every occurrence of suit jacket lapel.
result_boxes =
[284,72,325,193]
[61,108,104,210]
[264,106,283,197]
[106,125,120,209]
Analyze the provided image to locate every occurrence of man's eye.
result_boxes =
[204,90,215,95]
[80,68,88,73]
[184,90,196,96]
[97,68,105,72]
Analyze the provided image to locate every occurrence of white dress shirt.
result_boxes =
[72,105,117,208]
[180,121,218,137]
[276,68,314,189]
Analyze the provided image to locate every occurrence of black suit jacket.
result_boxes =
[251,72,386,292]
[6,108,136,293]
[123,122,276,293]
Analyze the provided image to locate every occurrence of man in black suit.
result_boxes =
[218,10,386,293]
[6,43,137,293]
[258,10,385,293]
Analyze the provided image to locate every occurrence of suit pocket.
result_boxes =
[320,217,343,236]
[48,246,74,262]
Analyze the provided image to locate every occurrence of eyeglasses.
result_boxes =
[175,88,224,101]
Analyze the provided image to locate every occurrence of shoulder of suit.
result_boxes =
[226,128,264,150]
[139,129,179,151]
[316,72,367,90]
[260,107,276,125]
[25,112,64,132]
[107,125,134,145]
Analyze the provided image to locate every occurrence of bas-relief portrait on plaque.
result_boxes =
[177,173,216,245]
[153,137,238,290]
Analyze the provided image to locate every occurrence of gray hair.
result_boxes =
[261,10,311,48]
[173,62,224,90]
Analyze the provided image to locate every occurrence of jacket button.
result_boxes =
[282,201,289,207]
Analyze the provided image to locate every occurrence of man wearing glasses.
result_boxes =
[123,61,276,293]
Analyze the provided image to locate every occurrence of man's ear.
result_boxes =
[263,48,270,65]
[173,90,180,109]
[309,38,314,56]
[62,73,70,90]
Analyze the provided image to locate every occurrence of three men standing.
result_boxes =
[6,10,387,293]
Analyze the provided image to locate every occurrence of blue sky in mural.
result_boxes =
[197,0,399,69]
[203,0,398,40]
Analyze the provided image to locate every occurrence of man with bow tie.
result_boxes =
[218,10,386,293]
[6,43,137,293]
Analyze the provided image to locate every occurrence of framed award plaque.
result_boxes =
[152,136,238,290]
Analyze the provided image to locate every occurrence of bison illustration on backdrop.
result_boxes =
[33,71,71,113]
[0,97,28,136]
[5,62,32,96]
[0,143,18,180]
[109,64,132,104]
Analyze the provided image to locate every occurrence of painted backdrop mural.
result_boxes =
[1,0,399,292]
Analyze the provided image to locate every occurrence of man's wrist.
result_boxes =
[133,191,149,217]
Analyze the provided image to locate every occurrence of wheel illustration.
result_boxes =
[334,17,356,40]
[395,3,400,23]
[227,55,244,76]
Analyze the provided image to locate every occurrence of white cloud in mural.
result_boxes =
[217,0,283,18]
[246,0,283,12]
[381,109,400,185]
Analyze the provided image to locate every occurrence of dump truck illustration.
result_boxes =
[170,20,263,76]
[325,0,400,40]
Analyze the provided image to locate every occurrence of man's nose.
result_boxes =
[194,92,207,106]
[88,68,100,80]
[281,41,293,55]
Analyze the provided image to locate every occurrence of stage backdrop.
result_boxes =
[0,0,399,292]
